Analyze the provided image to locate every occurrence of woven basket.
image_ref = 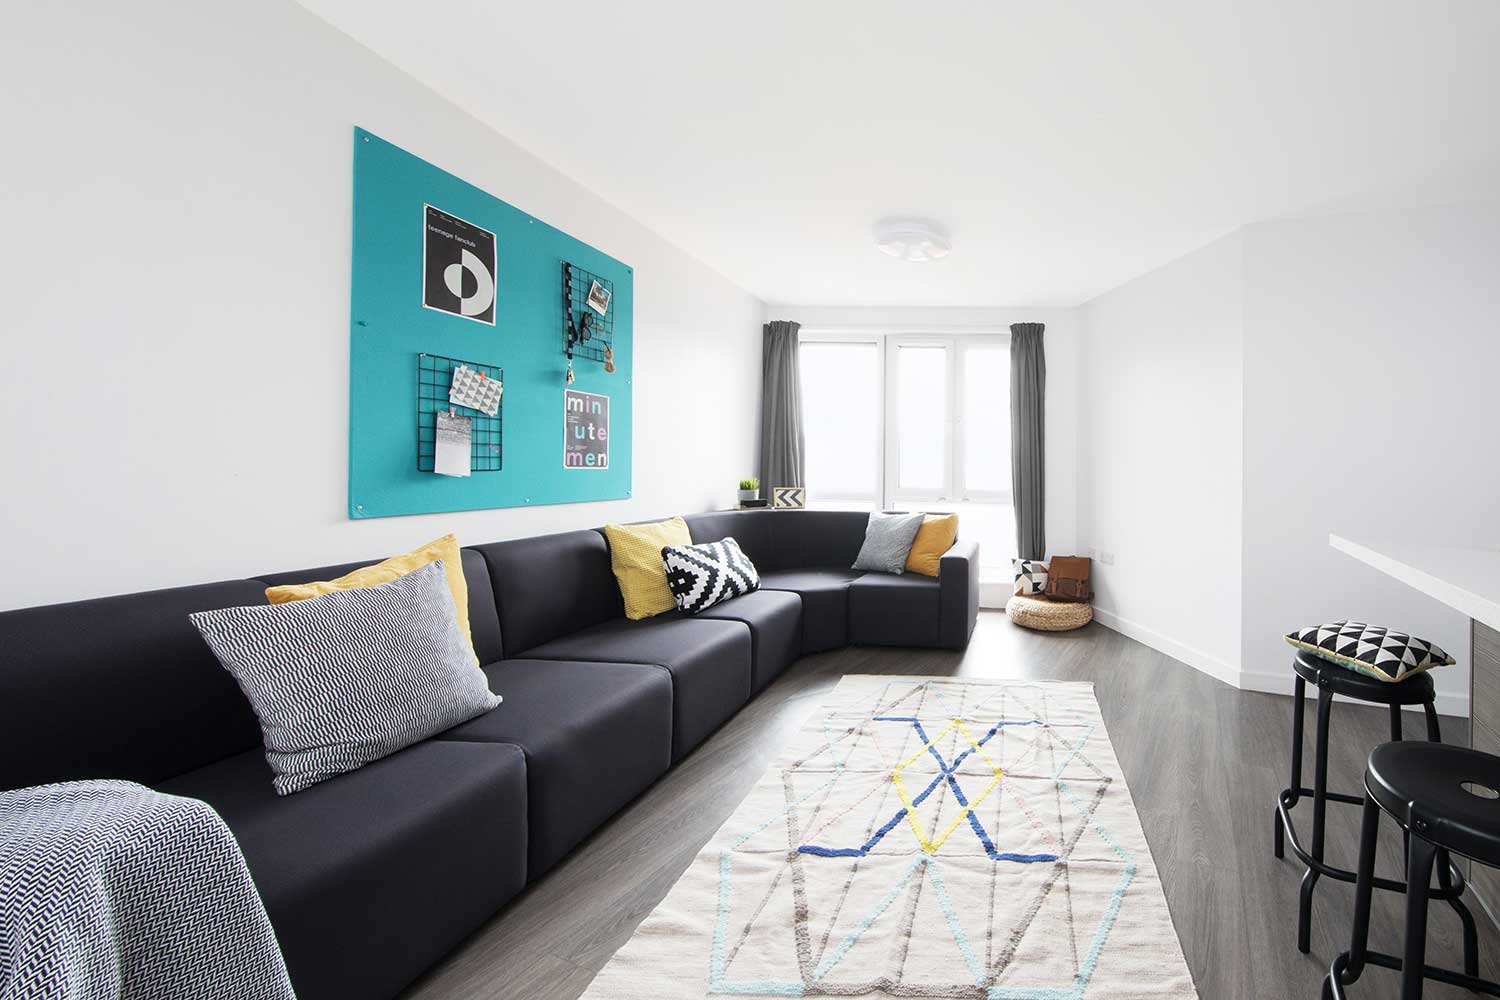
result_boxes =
[1006,593,1093,632]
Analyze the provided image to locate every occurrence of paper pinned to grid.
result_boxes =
[448,364,503,416]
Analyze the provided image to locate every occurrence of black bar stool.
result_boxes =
[1326,741,1493,998]
[1274,650,1463,952]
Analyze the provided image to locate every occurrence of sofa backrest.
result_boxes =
[682,510,777,567]
[763,510,871,570]
[0,580,268,791]
[474,529,623,657]
[255,548,504,666]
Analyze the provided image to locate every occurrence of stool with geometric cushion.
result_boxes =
[1274,649,1466,954]
[1324,742,1494,999]
[1005,593,1093,631]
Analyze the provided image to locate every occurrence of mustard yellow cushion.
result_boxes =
[605,517,692,620]
[904,514,959,577]
[264,533,475,659]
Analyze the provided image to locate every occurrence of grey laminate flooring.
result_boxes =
[402,612,1498,1000]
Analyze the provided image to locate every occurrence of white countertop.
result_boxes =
[1330,534,1500,633]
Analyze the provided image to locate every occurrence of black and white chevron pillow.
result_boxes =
[190,560,501,795]
[1285,619,1455,683]
[662,537,760,614]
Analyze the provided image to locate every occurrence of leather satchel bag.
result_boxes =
[1044,555,1093,603]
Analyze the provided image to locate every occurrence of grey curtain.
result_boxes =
[759,320,805,493]
[1010,323,1046,560]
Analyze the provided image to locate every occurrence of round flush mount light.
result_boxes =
[873,218,951,262]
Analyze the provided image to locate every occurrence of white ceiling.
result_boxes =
[301,0,1500,307]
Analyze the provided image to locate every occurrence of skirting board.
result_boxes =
[1089,606,1470,718]
[1089,606,1240,688]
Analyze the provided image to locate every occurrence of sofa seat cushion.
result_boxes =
[848,572,942,647]
[436,659,672,878]
[757,569,861,653]
[690,590,802,693]
[157,741,526,1000]
[520,617,751,761]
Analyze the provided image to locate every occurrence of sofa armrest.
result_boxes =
[937,538,981,649]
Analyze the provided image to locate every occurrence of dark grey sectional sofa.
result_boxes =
[0,509,978,1000]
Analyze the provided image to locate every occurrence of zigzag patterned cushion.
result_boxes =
[190,560,501,794]
[1013,559,1049,596]
[662,537,760,614]
[1285,619,1455,683]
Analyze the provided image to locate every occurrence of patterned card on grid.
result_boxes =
[448,365,502,415]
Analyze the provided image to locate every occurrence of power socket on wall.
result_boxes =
[1086,546,1115,565]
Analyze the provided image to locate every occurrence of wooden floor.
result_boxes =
[402,612,1499,1000]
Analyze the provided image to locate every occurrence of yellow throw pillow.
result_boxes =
[264,533,476,659]
[605,517,692,620]
[905,514,959,577]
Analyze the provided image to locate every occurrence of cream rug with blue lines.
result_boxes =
[581,676,1198,999]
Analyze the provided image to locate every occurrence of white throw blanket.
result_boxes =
[0,780,295,1000]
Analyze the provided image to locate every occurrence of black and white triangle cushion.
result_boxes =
[661,537,760,614]
[1013,559,1049,596]
[1285,620,1455,683]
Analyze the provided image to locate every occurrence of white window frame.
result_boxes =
[799,328,1011,510]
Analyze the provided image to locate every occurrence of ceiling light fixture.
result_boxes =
[873,218,951,262]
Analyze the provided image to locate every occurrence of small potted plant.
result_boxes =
[738,477,760,505]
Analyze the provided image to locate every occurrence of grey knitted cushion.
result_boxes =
[851,512,926,574]
[189,560,501,795]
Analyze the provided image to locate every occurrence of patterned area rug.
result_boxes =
[581,676,1198,999]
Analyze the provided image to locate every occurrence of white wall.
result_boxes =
[0,1,763,611]
[765,304,1080,561]
[1075,234,1246,684]
[1073,204,1499,714]
[1239,203,1500,711]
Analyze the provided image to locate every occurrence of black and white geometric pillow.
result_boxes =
[1013,559,1049,596]
[662,537,760,614]
[190,560,502,795]
[1285,619,1456,683]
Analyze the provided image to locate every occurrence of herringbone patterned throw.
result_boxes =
[0,780,295,1000]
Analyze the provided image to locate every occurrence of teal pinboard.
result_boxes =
[348,127,632,518]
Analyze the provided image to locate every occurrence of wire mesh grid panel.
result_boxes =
[416,353,503,472]
[561,260,614,363]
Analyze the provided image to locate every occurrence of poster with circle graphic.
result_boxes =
[422,204,496,325]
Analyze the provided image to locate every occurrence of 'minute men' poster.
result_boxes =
[564,390,609,469]
[422,204,496,325]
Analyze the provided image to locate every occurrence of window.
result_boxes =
[800,331,1015,574]
[798,339,881,508]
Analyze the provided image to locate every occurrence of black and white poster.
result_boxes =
[563,389,609,469]
[422,204,496,325]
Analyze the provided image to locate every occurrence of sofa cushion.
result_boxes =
[684,510,777,568]
[437,659,671,877]
[603,517,693,620]
[262,534,479,659]
[474,530,622,657]
[520,617,751,760]
[663,537,760,615]
[852,511,926,574]
[691,590,802,693]
[190,562,501,795]
[157,740,526,1000]
[763,510,870,570]
[0,580,267,791]
[757,568,861,653]
[849,572,942,647]
[256,548,504,666]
